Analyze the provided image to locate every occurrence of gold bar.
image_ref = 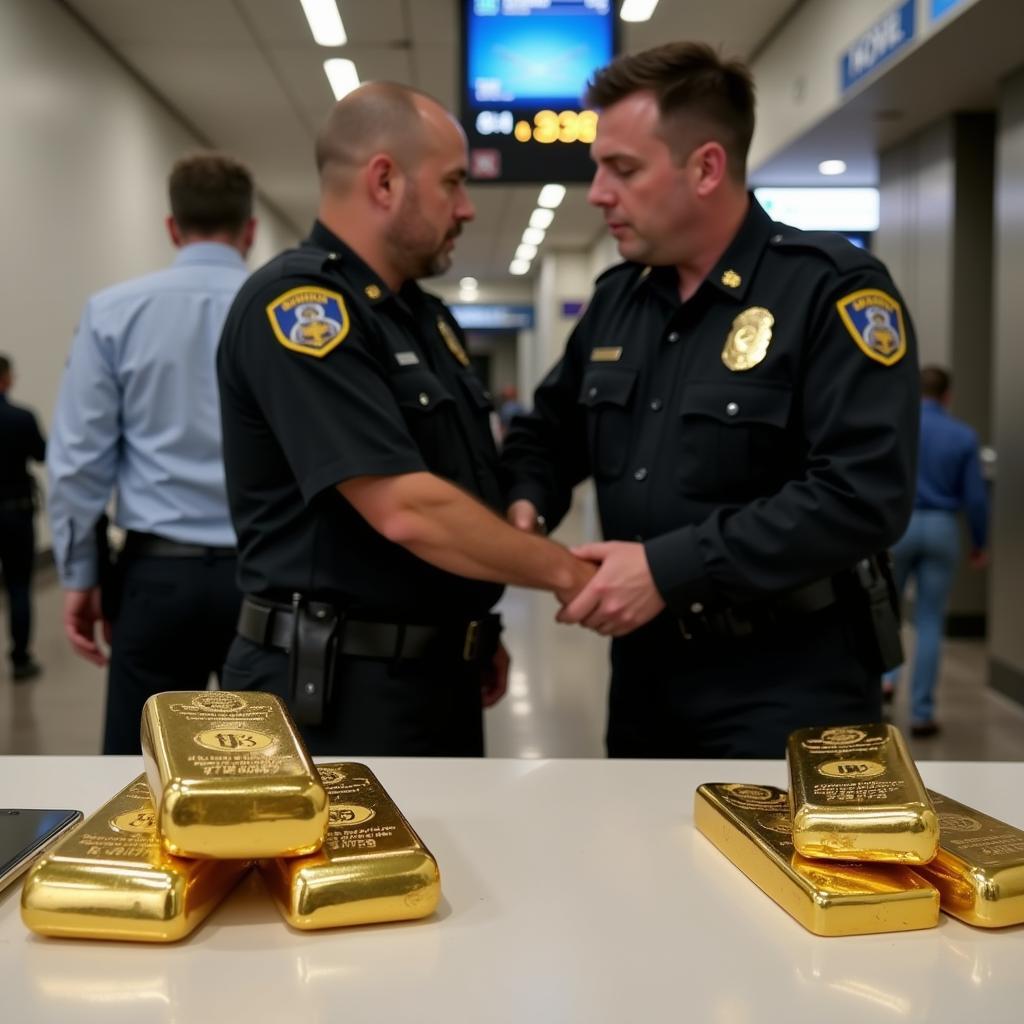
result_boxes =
[787,724,938,864]
[909,790,1024,928]
[694,783,939,936]
[21,775,249,942]
[260,762,440,930]
[141,691,328,859]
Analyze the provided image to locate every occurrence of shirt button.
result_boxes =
[690,602,704,614]
[649,398,663,412]
[666,331,681,344]
[418,393,430,406]
[588,386,598,399]
[726,401,739,416]
[770,234,783,244]
[633,467,648,481]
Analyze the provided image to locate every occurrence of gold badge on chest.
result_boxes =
[437,317,470,367]
[722,306,774,371]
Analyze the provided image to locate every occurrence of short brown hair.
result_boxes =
[921,365,951,400]
[168,152,253,234]
[585,42,755,181]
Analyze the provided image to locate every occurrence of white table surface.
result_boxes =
[0,756,1021,1023]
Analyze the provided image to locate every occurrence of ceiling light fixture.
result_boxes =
[537,184,566,209]
[521,227,546,246]
[300,0,348,47]
[529,208,555,230]
[620,0,660,23]
[324,58,359,100]
[515,243,538,262]
[459,277,479,291]
[818,159,847,176]
[509,260,531,276]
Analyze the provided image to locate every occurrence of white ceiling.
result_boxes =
[63,0,798,285]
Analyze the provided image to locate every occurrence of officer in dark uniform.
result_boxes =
[217,83,593,756]
[0,354,46,681]
[503,43,919,759]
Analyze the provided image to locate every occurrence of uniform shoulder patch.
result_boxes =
[266,285,349,358]
[836,289,906,366]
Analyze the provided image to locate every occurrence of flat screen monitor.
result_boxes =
[461,0,617,184]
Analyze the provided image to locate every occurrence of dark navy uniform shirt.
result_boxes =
[217,221,504,620]
[0,393,45,501]
[503,198,920,617]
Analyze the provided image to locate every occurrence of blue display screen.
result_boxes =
[467,1,614,109]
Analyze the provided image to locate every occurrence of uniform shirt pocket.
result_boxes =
[578,366,638,480]
[390,368,461,477]
[677,381,793,500]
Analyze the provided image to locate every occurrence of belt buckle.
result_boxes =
[462,620,481,661]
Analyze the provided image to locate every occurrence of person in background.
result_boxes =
[47,153,256,753]
[883,365,989,738]
[0,354,46,682]
[502,42,919,758]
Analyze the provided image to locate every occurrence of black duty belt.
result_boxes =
[237,595,500,664]
[678,576,839,641]
[124,531,236,559]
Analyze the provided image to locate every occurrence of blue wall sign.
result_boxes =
[449,304,535,330]
[931,0,965,21]
[841,0,916,94]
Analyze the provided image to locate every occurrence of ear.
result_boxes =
[689,141,728,198]
[165,216,184,248]
[365,153,403,211]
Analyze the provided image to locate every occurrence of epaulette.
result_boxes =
[278,245,342,277]
[594,260,646,288]
[768,225,883,276]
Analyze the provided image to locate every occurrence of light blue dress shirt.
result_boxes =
[47,242,249,589]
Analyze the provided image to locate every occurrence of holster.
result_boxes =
[287,593,340,726]
[853,554,904,674]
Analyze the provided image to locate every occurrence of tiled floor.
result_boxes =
[4,494,1023,760]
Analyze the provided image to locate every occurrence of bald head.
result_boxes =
[315,82,453,193]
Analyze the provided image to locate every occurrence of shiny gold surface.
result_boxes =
[909,790,1024,928]
[787,724,938,864]
[695,783,939,937]
[141,691,328,859]
[20,775,249,942]
[260,762,440,930]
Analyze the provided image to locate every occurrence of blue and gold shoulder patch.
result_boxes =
[836,289,906,366]
[266,286,349,358]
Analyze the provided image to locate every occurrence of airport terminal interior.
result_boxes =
[3,0,1024,765]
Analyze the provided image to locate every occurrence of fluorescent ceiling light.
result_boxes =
[620,0,659,22]
[515,243,538,262]
[753,187,879,232]
[521,227,546,246]
[537,184,566,209]
[509,260,531,276]
[300,0,347,47]
[324,58,359,100]
[818,159,848,176]
[459,277,478,290]
[529,208,555,230]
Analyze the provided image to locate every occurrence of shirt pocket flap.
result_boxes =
[679,382,792,427]
[579,366,638,409]
[391,369,456,413]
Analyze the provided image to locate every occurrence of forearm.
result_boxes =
[339,472,587,596]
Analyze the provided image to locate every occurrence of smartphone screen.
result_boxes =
[0,808,84,892]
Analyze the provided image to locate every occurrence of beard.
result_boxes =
[391,188,459,280]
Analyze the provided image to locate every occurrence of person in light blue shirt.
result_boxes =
[884,365,990,737]
[47,153,257,753]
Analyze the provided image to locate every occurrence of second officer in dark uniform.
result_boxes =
[503,43,920,758]
[217,83,593,756]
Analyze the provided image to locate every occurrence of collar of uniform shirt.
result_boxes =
[172,240,248,270]
[306,220,393,307]
[702,194,774,302]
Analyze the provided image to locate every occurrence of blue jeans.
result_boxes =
[884,510,960,724]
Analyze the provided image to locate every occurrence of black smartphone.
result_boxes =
[0,808,84,893]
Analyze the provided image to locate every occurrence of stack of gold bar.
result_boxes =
[22,691,442,941]
[696,722,1024,935]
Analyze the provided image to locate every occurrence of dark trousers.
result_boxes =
[222,636,485,757]
[0,510,35,666]
[607,605,882,759]
[105,554,240,754]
